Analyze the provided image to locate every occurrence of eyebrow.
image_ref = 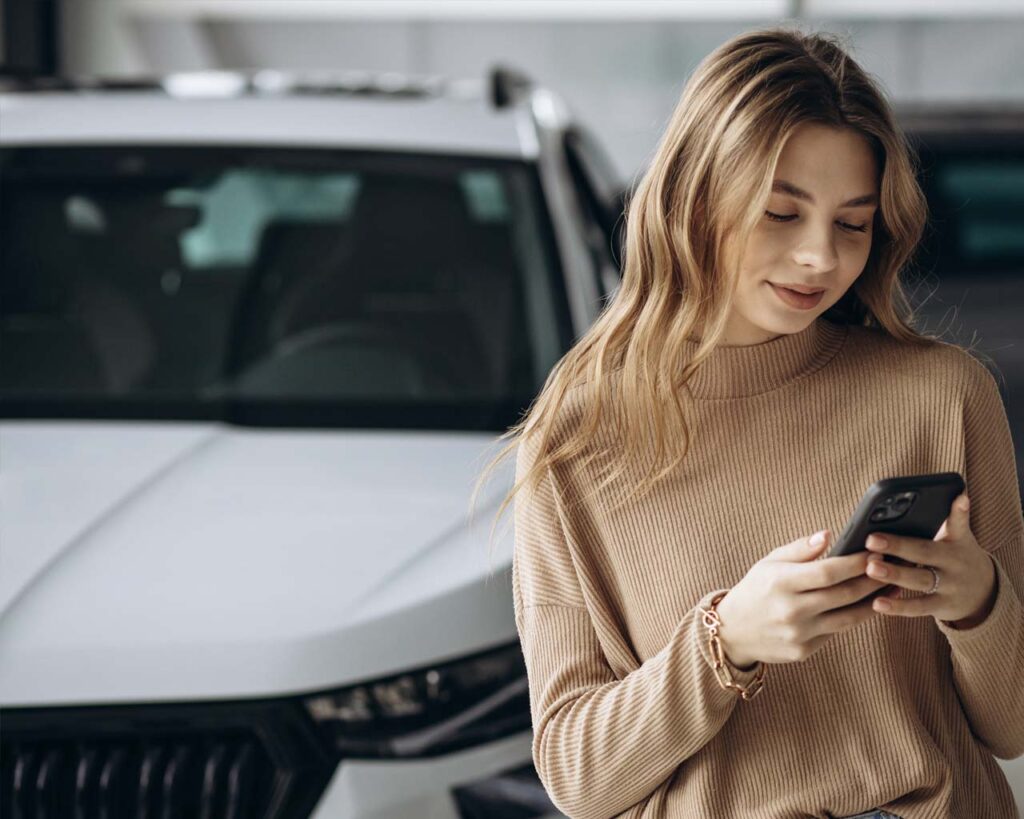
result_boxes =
[772,179,879,208]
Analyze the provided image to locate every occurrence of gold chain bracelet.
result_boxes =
[699,591,766,701]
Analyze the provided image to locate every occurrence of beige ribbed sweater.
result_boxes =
[512,316,1024,819]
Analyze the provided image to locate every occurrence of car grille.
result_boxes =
[1,698,336,819]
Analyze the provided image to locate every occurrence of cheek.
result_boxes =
[839,239,873,278]
[737,236,777,278]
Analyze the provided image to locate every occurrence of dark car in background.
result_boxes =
[900,104,1024,490]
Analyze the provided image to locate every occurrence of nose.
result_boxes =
[791,221,840,274]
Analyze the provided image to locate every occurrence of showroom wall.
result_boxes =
[59,1,1024,183]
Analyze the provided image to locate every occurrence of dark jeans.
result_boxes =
[835,811,903,819]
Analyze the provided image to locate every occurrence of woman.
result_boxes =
[471,25,1023,819]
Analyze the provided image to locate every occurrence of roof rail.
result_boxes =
[0,69,453,99]
[488,65,533,110]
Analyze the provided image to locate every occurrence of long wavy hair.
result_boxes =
[470,25,967,574]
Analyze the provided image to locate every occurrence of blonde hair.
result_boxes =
[470,25,973,574]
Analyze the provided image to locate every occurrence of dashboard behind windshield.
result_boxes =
[0,146,572,430]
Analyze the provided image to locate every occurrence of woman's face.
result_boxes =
[721,122,880,346]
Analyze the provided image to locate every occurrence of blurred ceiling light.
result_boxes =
[163,71,247,97]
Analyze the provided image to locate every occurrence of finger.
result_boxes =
[771,530,832,564]
[944,493,972,541]
[866,582,901,601]
[866,554,938,593]
[800,573,887,613]
[865,532,950,567]
[932,494,971,545]
[786,550,873,593]
[872,593,937,617]
[811,595,878,638]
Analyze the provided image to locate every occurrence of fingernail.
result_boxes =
[874,598,892,611]
[810,530,828,547]
[959,495,970,512]
[868,535,887,550]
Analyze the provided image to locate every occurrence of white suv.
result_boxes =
[0,68,623,819]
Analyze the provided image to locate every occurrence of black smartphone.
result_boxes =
[826,472,965,561]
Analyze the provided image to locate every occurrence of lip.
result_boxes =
[768,282,825,310]
[771,282,826,295]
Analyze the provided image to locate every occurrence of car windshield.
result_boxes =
[0,145,572,430]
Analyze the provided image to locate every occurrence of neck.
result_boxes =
[680,317,849,399]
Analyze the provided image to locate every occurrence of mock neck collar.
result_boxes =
[681,317,848,400]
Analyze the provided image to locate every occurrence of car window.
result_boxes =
[0,146,573,430]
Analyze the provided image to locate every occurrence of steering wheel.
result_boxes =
[268,321,401,360]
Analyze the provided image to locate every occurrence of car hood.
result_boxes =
[0,421,516,706]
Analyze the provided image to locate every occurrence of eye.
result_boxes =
[764,210,870,234]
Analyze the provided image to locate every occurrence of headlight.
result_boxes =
[302,641,530,758]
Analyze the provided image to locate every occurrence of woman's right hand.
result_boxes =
[713,530,895,668]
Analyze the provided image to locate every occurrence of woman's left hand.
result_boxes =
[864,493,998,627]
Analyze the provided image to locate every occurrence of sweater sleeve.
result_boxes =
[934,358,1024,760]
[512,435,766,819]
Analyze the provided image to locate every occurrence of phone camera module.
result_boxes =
[870,491,917,522]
